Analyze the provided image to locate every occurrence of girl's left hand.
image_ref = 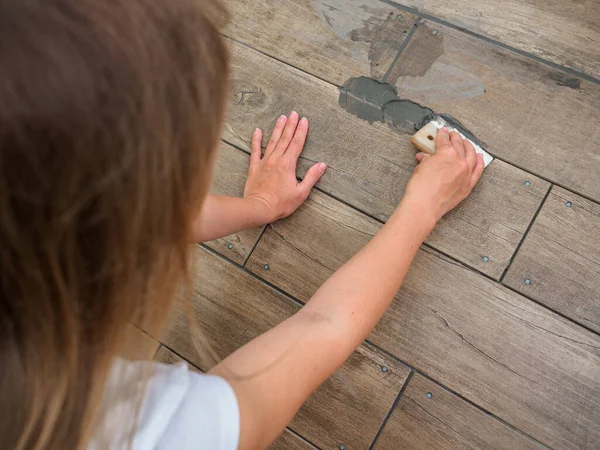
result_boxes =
[244,111,327,223]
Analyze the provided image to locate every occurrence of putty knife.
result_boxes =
[411,116,494,168]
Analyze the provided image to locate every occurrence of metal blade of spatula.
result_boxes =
[411,116,494,168]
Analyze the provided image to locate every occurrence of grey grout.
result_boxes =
[220,31,600,212]
[376,0,600,85]
[205,9,598,448]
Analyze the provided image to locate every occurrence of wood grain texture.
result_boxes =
[269,429,318,450]
[224,0,417,86]
[224,39,549,279]
[394,0,600,79]
[247,189,600,449]
[205,142,262,264]
[387,21,600,204]
[374,374,545,450]
[161,246,411,450]
[154,345,183,365]
[504,187,600,333]
[120,325,159,361]
[246,190,378,300]
[154,345,202,374]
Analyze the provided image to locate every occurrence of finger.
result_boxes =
[284,117,309,163]
[464,139,477,171]
[274,111,300,156]
[470,153,485,189]
[299,162,327,196]
[435,127,451,151]
[250,128,262,164]
[416,152,431,163]
[449,131,465,157]
[264,115,287,158]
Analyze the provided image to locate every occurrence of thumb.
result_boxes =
[416,152,431,163]
[300,162,326,195]
[470,153,485,189]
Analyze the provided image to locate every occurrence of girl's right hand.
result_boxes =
[403,127,485,225]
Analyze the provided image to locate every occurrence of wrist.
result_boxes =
[393,195,437,238]
[244,195,277,226]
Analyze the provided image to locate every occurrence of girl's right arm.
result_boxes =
[210,128,485,450]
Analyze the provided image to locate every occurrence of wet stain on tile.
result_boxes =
[396,62,486,103]
[392,23,445,79]
[385,23,486,102]
[313,0,415,79]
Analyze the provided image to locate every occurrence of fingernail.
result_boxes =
[279,115,287,123]
[254,128,261,134]
[290,111,298,119]
[300,117,308,124]
[317,162,326,173]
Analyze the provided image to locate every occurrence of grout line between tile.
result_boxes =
[382,20,419,83]
[499,184,553,282]
[223,35,343,88]
[151,343,162,360]
[242,224,268,267]
[157,343,205,373]
[220,39,600,210]
[371,344,553,449]
[284,427,322,450]
[223,126,600,217]
[207,145,600,338]
[376,0,600,85]
[199,243,554,448]
[367,370,414,450]
[200,243,308,308]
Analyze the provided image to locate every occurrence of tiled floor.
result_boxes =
[141,2,600,449]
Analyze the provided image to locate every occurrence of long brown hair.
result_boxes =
[0,0,229,448]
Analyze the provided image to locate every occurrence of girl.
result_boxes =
[0,0,484,448]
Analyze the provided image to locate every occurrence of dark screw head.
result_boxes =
[566,201,572,207]
[381,366,388,373]
[426,392,433,399]
[524,181,531,187]
[525,278,532,285]
[483,256,489,263]
[264,264,270,270]
[340,446,345,450]
[227,243,233,249]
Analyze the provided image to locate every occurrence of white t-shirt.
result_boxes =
[88,359,240,450]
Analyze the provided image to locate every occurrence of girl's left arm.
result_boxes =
[192,112,326,242]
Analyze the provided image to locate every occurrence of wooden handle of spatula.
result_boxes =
[410,122,439,155]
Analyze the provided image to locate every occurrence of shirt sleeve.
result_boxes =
[156,369,240,450]
[89,359,240,450]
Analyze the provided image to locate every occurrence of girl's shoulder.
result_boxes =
[88,358,239,450]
